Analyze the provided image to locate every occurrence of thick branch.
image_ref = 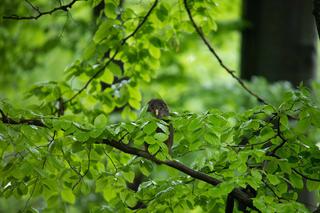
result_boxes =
[98,139,259,211]
[3,0,79,20]
[0,109,46,127]
[65,0,158,104]
[183,0,269,106]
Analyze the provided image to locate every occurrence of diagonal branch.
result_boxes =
[183,0,269,106]
[293,168,320,182]
[65,0,159,104]
[97,139,259,211]
[3,0,79,20]
[25,0,41,13]
[0,108,46,127]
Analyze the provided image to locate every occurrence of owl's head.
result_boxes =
[147,99,169,119]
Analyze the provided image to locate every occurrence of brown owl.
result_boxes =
[146,99,174,156]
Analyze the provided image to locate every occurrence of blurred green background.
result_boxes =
[1,0,256,112]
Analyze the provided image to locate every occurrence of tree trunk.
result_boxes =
[240,0,317,86]
[241,0,318,211]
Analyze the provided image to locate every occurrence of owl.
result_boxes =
[146,99,174,156]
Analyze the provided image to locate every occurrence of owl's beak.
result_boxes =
[155,109,159,116]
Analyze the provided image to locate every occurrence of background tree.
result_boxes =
[241,0,317,86]
[241,0,318,210]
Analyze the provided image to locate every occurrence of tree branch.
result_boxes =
[65,0,158,104]
[97,139,259,211]
[267,116,288,156]
[0,108,46,127]
[183,0,269,106]
[293,168,320,182]
[3,0,79,20]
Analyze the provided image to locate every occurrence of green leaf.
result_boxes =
[103,187,117,202]
[148,144,160,155]
[90,128,104,138]
[128,86,142,101]
[306,180,320,191]
[154,132,168,142]
[140,162,152,176]
[93,22,112,43]
[102,69,114,84]
[129,98,141,109]
[204,132,219,144]
[251,169,262,181]
[82,42,96,60]
[17,183,28,195]
[149,45,161,59]
[94,114,108,128]
[280,114,289,129]
[126,195,138,207]
[156,4,168,22]
[109,61,122,77]
[267,174,280,185]
[149,36,162,48]
[93,0,103,7]
[289,173,304,189]
[277,182,288,194]
[123,171,135,183]
[278,161,291,174]
[157,122,169,134]
[74,130,90,142]
[145,135,157,145]
[260,126,275,141]
[104,2,117,19]
[61,188,76,204]
[188,117,201,131]
[266,160,278,174]
[143,121,157,135]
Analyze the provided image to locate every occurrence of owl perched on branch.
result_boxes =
[146,99,174,156]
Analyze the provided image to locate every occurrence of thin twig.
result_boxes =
[3,0,79,20]
[262,179,282,201]
[65,0,158,104]
[183,0,270,106]
[25,0,41,13]
[22,178,39,212]
[268,116,287,156]
[293,168,320,182]
[72,144,92,190]
[229,135,277,148]
[103,149,118,172]
[270,154,320,182]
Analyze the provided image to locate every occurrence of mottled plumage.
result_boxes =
[146,99,174,155]
[147,99,170,119]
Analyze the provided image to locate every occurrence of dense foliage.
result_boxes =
[1,0,320,212]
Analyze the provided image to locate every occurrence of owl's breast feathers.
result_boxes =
[146,99,173,155]
[147,99,169,119]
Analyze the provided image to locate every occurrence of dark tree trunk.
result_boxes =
[240,0,317,86]
[241,0,318,211]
